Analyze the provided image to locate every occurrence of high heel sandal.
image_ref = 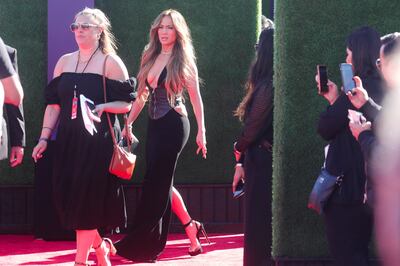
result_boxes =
[183,219,211,256]
[93,238,117,266]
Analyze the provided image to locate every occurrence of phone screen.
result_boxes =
[340,63,356,93]
[317,65,328,94]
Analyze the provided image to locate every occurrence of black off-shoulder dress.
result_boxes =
[44,72,135,230]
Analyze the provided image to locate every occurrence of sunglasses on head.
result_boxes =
[70,22,98,32]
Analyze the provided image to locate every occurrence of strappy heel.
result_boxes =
[183,219,210,256]
[93,238,116,266]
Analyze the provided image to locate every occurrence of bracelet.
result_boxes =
[42,126,53,131]
[234,163,243,169]
[38,137,49,143]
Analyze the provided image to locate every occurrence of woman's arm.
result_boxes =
[127,94,146,125]
[95,54,132,115]
[186,64,207,158]
[32,104,60,162]
[235,84,273,153]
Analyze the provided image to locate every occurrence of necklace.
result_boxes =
[75,46,99,73]
[161,50,172,55]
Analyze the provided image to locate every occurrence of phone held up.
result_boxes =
[317,65,329,94]
[340,63,356,94]
[233,179,245,199]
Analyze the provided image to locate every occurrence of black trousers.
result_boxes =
[243,144,273,266]
[115,110,190,261]
[323,202,373,266]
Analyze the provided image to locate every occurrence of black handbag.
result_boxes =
[308,167,343,214]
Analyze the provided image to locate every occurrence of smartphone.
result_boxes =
[340,63,356,94]
[317,65,328,94]
[233,179,245,199]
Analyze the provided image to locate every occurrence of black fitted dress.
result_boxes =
[115,68,190,262]
[45,72,135,230]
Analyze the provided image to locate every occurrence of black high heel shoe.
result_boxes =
[183,219,211,256]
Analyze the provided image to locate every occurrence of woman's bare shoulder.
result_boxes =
[53,51,78,78]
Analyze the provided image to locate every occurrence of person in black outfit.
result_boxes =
[345,34,399,207]
[1,45,25,165]
[345,33,400,266]
[232,21,274,266]
[32,8,135,266]
[0,37,24,158]
[115,9,207,262]
[316,26,383,266]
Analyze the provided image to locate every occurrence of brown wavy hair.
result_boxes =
[235,22,274,121]
[136,9,196,104]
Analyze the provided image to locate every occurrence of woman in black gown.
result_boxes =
[115,9,207,262]
[32,8,135,266]
[232,24,275,266]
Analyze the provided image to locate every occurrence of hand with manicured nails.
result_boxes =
[121,126,134,142]
[347,76,369,109]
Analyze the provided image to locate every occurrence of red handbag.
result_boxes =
[102,55,136,180]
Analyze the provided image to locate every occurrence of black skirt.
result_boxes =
[115,109,190,261]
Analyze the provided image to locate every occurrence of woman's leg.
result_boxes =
[75,230,96,265]
[171,186,201,251]
[93,230,114,266]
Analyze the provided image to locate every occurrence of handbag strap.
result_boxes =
[102,55,132,150]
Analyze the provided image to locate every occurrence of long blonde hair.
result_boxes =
[75,7,117,54]
[137,9,197,103]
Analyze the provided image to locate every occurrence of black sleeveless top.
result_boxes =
[146,68,182,119]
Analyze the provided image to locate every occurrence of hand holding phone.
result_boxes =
[86,102,101,123]
[340,63,356,94]
[348,109,366,124]
[317,65,328,94]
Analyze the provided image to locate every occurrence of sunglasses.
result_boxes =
[70,22,99,32]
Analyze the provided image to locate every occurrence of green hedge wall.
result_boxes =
[262,0,272,19]
[0,1,260,184]
[273,0,400,258]
[95,0,261,184]
[0,0,47,185]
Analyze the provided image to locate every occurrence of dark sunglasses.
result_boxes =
[70,22,99,32]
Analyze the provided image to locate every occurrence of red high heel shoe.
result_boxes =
[183,219,211,256]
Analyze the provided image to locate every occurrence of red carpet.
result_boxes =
[0,234,243,265]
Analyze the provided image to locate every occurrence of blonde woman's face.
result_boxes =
[73,14,101,49]
[158,16,176,47]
